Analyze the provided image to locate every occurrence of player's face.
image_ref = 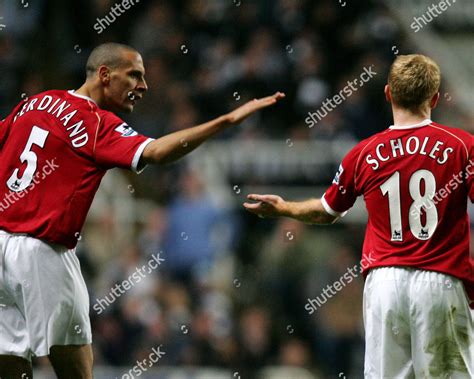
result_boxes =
[106,51,148,113]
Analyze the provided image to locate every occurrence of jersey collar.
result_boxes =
[389,119,432,130]
[68,90,97,105]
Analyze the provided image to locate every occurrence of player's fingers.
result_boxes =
[243,202,262,211]
[252,194,278,204]
[247,194,273,204]
[260,96,278,106]
[266,92,285,102]
[259,92,284,100]
[248,99,274,110]
[253,93,284,108]
[273,91,285,100]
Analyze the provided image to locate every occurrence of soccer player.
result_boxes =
[244,54,473,378]
[0,43,284,378]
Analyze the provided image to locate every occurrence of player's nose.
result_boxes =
[137,78,148,93]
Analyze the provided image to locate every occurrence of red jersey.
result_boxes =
[0,90,153,248]
[322,119,474,306]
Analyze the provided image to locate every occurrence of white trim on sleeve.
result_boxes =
[132,138,154,174]
[321,193,348,217]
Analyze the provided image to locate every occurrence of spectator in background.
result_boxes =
[278,338,312,369]
[138,206,168,256]
[236,306,274,375]
[163,168,231,287]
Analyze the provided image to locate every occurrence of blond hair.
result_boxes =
[388,54,441,113]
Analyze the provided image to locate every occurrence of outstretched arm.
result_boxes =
[140,92,285,165]
[243,194,338,225]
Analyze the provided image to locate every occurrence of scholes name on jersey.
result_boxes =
[366,136,453,171]
[13,95,88,148]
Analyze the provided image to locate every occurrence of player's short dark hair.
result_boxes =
[388,54,441,113]
[86,43,138,78]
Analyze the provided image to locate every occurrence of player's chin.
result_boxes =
[121,103,134,113]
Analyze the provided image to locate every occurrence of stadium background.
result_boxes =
[0,0,473,378]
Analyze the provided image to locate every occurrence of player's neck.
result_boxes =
[75,83,104,108]
[391,107,431,127]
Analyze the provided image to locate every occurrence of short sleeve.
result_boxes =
[322,144,362,217]
[94,113,154,173]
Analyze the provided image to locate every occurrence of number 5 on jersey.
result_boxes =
[7,126,49,192]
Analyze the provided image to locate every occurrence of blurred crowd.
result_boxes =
[0,0,471,377]
[78,170,367,377]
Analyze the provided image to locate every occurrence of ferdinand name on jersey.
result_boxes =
[13,94,89,148]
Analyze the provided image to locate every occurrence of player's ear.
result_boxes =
[98,66,111,85]
[384,85,391,103]
[430,92,440,109]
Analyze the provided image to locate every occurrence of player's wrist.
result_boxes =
[219,113,234,127]
[278,200,292,218]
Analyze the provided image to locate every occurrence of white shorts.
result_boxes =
[0,230,92,361]
[364,267,474,379]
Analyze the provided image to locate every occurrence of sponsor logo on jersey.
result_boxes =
[115,123,138,137]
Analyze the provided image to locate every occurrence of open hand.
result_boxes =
[226,92,285,125]
[243,194,286,218]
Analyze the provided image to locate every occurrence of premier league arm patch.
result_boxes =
[332,164,344,185]
[114,123,138,137]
